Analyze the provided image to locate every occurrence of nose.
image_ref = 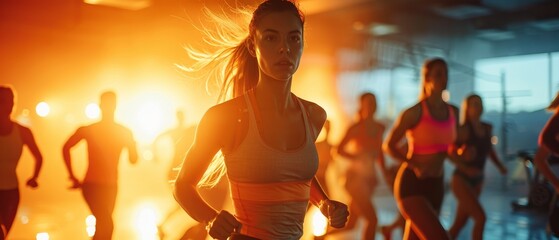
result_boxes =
[279,46,290,54]
[279,39,290,54]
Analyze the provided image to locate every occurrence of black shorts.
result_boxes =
[396,167,445,212]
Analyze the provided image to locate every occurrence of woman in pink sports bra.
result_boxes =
[384,58,473,239]
[173,1,349,239]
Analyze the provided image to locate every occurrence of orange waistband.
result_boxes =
[229,180,311,203]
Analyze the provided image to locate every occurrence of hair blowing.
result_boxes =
[181,0,304,103]
[182,0,305,187]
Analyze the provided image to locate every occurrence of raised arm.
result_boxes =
[20,124,43,188]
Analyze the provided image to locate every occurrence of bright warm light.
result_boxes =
[133,204,160,240]
[35,102,50,117]
[85,103,100,119]
[36,232,49,240]
[442,90,450,102]
[86,215,96,237]
[310,207,328,237]
[20,214,29,224]
[142,149,154,161]
[127,97,170,145]
[491,136,498,145]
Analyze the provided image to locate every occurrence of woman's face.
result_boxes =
[425,63,448,97]
[251,11,303,81]
[360,95,376,119]
[467,96,483,120]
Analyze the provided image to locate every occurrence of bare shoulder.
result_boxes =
[298,97,327,126]
[398,102,422,128]
[14,122,35,142]
[15,122,32,135]
[202,97,245,128]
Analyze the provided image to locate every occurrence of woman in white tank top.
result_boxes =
[172,1,349,239]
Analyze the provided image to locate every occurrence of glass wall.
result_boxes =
[474,52,559,113]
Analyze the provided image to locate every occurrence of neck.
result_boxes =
[254,77,294,113]
[101,114,114,123]
[425,94,444,107]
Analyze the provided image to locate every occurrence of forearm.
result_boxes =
[310,177,329,207]
[62,150,76,178]
[534,146,559,191]
[385,144,407,164]
[173,180,219,223]
[32,156,43,179]
[541,114,559,155]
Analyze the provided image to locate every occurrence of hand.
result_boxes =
[207,210,241,240]
[499,166,508,175]
[68,176,81,189]
[319,199,349,229]
[26,177,38,188]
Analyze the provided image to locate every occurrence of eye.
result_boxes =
[290,35,301,42]
[264,35,277,41]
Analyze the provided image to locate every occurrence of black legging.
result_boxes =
[396,167,444,212]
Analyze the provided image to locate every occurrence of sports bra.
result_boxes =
[406,100,456,155]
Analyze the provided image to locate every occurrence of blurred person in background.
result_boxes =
[153,110,228,240]
[0,85,43,240]
[172,1,349,239]
[324,92,387,239]
[315,119,335,197]
[384,58,463,239]
[448,94,507,240]
[62,90,138,240]
[533,92,559,236]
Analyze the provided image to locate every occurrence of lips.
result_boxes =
[276,60,293,67]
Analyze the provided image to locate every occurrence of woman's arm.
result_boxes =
[533,146,559,193]
[337,125,358,159]
[310,177,349,228]
[173,106,227,223]
[485,124,507,175]
[540,112,559,155]
[384,109,414,164]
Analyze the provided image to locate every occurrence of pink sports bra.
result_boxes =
[406,100,456,155]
